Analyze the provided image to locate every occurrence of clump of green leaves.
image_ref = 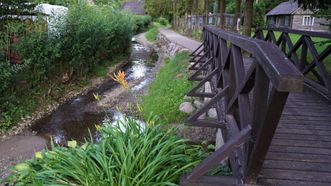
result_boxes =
[132,15,152,34]
[3,117,208,185]
[141,52,193,124]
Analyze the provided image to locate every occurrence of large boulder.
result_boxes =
[179,102,195,114]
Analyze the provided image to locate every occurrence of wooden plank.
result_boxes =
[273,133,331,142]
[271,138,331,148]
[259,169,331,183]
[265,152,331,163]
[268,145,331,155]
[279,119,331,127]
[258,178,331,186]
[262,159,331,173]
[180,175,242,186]
[275,128,331,136]
[277,124,331,131]
[280,115,331,122]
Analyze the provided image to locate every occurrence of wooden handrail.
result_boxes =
[206,26,303,92]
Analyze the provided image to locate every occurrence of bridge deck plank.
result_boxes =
[257,87,331,185]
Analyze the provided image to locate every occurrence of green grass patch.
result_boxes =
[141,52,193,124]
[145,23,160,42]
[3,118,208,185]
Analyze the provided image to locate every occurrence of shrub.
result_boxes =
[132,15,152,33]
[156,17,169,26]
[57,3,133,77]
[141,52,193,124]
[3,117,208,185]
[0,2,134,130]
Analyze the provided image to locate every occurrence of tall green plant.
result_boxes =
[3,117,208,185]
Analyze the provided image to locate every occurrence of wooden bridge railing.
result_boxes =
[254,27,331,98]
[180,26,303,185]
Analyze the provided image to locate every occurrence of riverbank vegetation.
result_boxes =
[141,52,193,124]
[0,1,151,131]
[145,17,170,42]
[2,118,209,185]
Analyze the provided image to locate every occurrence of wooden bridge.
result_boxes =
[181,26,331,185]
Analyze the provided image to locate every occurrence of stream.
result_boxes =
[31,40,158,145]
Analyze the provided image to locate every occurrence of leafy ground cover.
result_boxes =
[141,52,193,124]
[2,117,208,185]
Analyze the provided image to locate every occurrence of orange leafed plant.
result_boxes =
[111,70,128,88]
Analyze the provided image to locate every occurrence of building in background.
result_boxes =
[122,1,145,15]
[266,1,330,32]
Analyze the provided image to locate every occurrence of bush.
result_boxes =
[3,117,208,185]
[132,15,152,33]
[155,17,169,26]
[57,3,133,77]
[0,2,134,130]
[141,52,193,124]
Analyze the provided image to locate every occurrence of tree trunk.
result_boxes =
[233,0,241,32]
[205,0,209,26]
[194,0,199,31]
[173,0,176,29]
[218,0,225,29]
[244,0,254,37]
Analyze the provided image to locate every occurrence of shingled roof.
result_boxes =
[122,1,145,15]
[266,1,299,16]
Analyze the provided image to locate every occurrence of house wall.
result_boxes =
[267,15,291,28]
[292,8,330,32]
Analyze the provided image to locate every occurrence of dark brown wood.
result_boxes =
[184,25,305,185]
[255,27,331,98]
[181,175,242,186]
[246,89,289,182]
[183,125,251,181]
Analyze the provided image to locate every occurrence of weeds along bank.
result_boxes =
[0,2,151,131]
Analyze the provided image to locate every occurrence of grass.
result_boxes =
[145,19,171,42]
[145,22,161,42]
[141,52,193,124]
[2,117,209,185]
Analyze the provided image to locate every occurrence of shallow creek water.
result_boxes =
[31,41,158,145]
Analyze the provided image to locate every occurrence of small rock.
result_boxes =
[183,95,193,102]
[179,102,195,114]
[198,113,206,120]
[188,62,195,69]
[204,81,212,101]
[193,100,203,109]
[208,108,218,119]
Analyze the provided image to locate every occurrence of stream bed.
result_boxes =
[31,40,158,145]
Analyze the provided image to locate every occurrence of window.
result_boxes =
[302,16,314,26]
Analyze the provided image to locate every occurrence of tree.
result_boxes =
[243,0,254,36]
